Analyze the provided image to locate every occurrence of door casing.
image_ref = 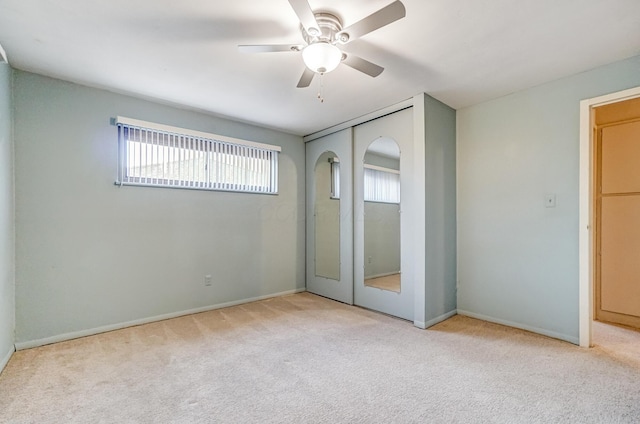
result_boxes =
[579,86,640,347]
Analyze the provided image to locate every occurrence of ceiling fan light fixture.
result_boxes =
[302,42,342,74]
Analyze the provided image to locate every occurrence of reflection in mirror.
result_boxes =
[315,151,340,280]
[363,137,401,292]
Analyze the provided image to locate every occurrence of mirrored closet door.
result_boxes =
[353,108,414,320]
[306,129,353,304]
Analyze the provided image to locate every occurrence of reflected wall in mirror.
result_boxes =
[315,151,340,280]
[363,137,401,292]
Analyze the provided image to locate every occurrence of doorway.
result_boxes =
[579,86,640,347]
[593,97,640,330]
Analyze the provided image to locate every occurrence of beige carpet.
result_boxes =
[1,292,639,423]
[592,320,640,369]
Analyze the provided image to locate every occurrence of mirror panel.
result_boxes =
[363,138,401,292]
[314,151,340,280]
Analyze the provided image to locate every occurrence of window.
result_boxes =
[116,117,280,194]
[330,161,400,203]
[363,165,400,204]
[330,158,340,199]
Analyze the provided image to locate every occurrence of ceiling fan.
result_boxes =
[239,0,406,88]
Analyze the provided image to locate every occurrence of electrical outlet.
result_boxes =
[544,194,556,208]
[368,256,372,264]
[204,274,212,286]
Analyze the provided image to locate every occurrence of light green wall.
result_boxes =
[13,71,305,345]
[0,62,15,368]
[457,55,640,343]
[423,95,457,324]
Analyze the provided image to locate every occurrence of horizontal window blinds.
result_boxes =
[330,162,400,203]
[363,166,400,204]
[331,160,340,199]
[116,118,279,194]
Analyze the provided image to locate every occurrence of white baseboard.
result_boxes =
[426,309,458,328]
[456,309,580,345]
[15,288,306,351]
[414,309,457,329]
[0,345,14,375]
[413,321,426,329]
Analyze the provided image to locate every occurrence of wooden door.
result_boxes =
[595,97,640,329]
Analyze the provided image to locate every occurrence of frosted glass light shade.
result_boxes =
[302,42,342,74]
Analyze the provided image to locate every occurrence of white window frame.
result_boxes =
[115,117,281,194]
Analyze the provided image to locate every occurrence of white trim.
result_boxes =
[303,98,414,142]
[15,288,305,350]
[457,309,579,345]
[578,98,592,348]
[412,94,427,329]
[413,320,427,329]
[115,116,281,152]
[578,85,640,348]
[0,346,14,374]
[420,309,457,329]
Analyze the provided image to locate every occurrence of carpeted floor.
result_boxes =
[1,292,639,423]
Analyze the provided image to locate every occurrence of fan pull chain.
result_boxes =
[317,72,325,103]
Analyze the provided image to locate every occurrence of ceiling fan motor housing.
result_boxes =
[302,13,343,45]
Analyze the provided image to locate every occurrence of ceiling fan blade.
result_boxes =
[336,1,406,44]
[297,68,315,88]
[288,0,321,36]
[342,54,384,78]
[238,44,303,53]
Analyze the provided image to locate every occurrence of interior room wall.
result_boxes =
[0,62,15,370]
[13,71,305,347]
[457,55,640,343]
[422,95,457,325]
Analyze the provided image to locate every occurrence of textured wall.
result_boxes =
[423,95,457,324]
[13,71,305,345]
[457,55,640,343]
[0,62,15,368]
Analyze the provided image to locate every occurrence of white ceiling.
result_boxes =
[0,0,639,136]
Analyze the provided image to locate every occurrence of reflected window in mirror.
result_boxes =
[330,158,340,199]
[364,165,400,203]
